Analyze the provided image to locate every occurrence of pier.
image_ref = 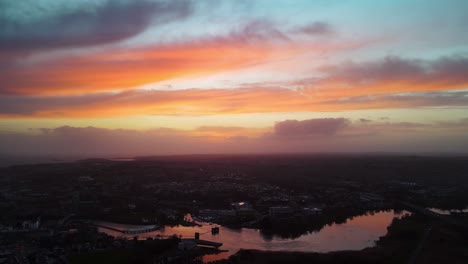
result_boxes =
[92,223,159,234]
[182,239,223,249]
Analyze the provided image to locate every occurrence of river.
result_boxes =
[96,210,408,262]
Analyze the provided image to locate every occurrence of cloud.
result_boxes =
[0,0,193,53]
[292,22,333,35]
[274,118,350,136]
[437,117,468,128]
[0,126,197,157]
[324,90,468,109]
[2,118,468,159]
[0,87,307,117]
[359,118,372,123]
[0,19,322,95]
[0,125,268,157]
[2,87,468,118]
[307,55,468,99]
[226,19,290,43]
[2,12,467,116]
[324,56,425,83]
[0,13,368,96]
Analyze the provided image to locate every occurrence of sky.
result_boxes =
[1,0,468,157]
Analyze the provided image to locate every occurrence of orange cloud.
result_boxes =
[2,52,468,118]
[1,22,328,96]
[1,43,274,95]
[0,19,373,96]
[1,88,467,119]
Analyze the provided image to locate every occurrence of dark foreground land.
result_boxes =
[1,154,468,263]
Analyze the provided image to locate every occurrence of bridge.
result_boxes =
[182,239,222,248]
[92,223,159,234]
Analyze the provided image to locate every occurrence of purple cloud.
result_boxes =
[0,0,192,54]
[324,90,468,108]
[274,118,350,136]
[293,22,333,35]
[322,55,468,85]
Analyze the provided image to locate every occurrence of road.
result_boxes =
[407,222,434,264]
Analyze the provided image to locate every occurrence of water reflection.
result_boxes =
[96,210,408,262]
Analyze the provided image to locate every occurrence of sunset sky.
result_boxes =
[1,0,468,157]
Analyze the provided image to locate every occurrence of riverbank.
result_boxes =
[208,213,468,264]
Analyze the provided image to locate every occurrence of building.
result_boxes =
[269,206,294,217]
[302,207,322,216]
[199,209,236,219]
[232,201,256,217]
[359,193,384,207]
